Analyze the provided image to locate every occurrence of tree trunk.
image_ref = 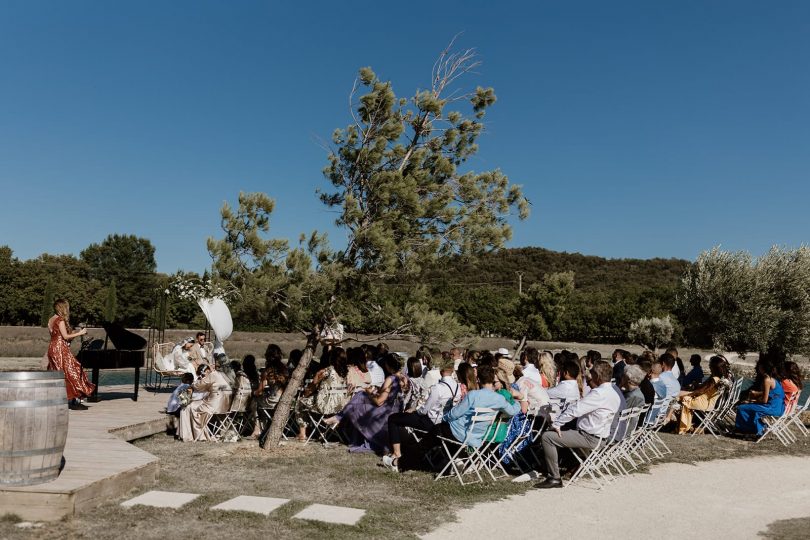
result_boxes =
[262,330,319,448]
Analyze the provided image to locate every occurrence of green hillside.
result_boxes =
[421,247,691,343]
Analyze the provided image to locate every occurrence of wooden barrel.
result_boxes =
[0,371,69,486]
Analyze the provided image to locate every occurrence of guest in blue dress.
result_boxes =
[735,357,785,435]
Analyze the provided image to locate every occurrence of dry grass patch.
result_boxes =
[1,426,809,539]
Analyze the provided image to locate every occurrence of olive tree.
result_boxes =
[679,245,810,361]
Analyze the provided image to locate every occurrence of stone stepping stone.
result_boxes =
[293,503,366,526]
[211,495,290,516]
[121,490,200,509]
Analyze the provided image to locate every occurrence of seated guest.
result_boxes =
[346,347,372,392]
[403,356,429,411]
[637,359,656,405]
[456,362,478,399]
[535,360,620,489]
[166,373,195,433]
[172,338,198,375]
[622,365,646,410]
[191,331,209,364]
[682,355,705,390]
[295,347,350,441]
[420,349,441,388]
[242,355,262,440]
[666,347,683,382]
[325,353,407,453]
[735,357,785,436]
[367,344,387,387]
[383,356,460,471]
[780,361,803,413]
[547,359,582,404]
[178,364,233,442]
[515,361,550,411]
[649,361,666,398]
[433,365,521,450]
[539,351,556,388]
[675,355,731,434]
[254,344,289,411]
[494,358,527,409]
[611,349,630,384]
[520,348,543,385]
[659,353,682,398]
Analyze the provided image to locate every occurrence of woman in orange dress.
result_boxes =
[47,298,95,409]
[780,361,803,414]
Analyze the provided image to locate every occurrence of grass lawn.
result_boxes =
[1,427,809,540]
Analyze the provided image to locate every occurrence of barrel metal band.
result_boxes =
[0,371,65,381]
[0,380,66,388]
[0,445,65,457]
[0,472,60,485]
[0,398,68,408]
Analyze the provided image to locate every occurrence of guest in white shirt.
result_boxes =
[520,348,543,385]
[535,360,620,489]
[547,359,582,404]
[383,358,460,471]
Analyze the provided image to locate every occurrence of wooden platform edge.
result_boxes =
[0,407,167,521]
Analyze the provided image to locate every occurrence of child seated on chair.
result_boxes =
[166,373,194,434]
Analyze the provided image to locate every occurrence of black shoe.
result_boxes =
[69,401,89,410]
[534,477,563,489]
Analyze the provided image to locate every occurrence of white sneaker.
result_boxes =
[512,470,543,483]
[382,454,399,473]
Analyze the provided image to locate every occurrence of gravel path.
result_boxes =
[424,455,810,539]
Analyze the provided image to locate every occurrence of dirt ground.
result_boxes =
[1,428,809,540]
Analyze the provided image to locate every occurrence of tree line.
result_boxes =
[0,236,689,345]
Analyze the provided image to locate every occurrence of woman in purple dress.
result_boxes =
[325,353,408,453]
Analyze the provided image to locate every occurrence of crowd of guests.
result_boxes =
[164,340,805,487]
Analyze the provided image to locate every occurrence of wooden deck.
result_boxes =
[0,384,170,521]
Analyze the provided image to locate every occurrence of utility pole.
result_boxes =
[516,271,524,295]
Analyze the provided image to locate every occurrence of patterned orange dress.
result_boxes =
[47,315,95,400]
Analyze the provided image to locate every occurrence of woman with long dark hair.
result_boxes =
[47,298,94,409]
[324,353,407,453]
[735,357,785,435]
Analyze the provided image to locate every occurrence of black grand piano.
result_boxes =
[77,322,147,401]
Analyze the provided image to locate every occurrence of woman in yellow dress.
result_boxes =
[677,355,731,434]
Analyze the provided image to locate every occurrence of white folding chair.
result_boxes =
[690,382,734,438]
[304,385,349,445]
[758,391,800,446]
[783,394,810,438]
[435,408,499,485]
[209,379,253,441]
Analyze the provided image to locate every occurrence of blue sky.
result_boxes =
[1,1,808,273]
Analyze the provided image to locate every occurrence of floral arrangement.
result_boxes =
[178,388,193,408]
[165,275,239,302]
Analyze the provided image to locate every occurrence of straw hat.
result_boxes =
[496,358,516,385]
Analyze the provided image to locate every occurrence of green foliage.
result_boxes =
[515,271,575,340]
[40,278,56,327]
[628,315,674,351]
[678,246,810,359]
[321,53,528,279]
[419,247,688,342]
[103,278,117,322]
[80,234,158,326]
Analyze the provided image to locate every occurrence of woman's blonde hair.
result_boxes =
[539,351,556,387]
[53,299,71,331]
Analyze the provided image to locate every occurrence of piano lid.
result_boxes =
[101,322,148,351]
